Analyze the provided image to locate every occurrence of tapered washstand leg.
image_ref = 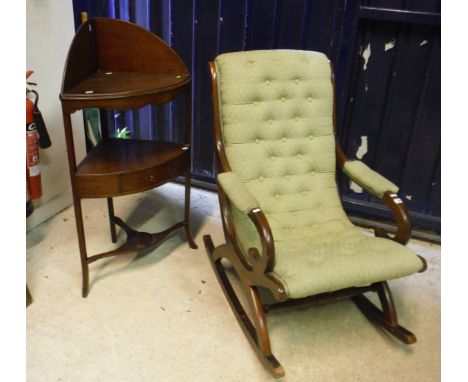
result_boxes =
[62,109,90,297]
[352,281,416,344]
[184,169,198,249]
[107,197,117,243]
[203,235,285,378]
[73,198,89,298]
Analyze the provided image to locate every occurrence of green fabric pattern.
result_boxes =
[217,172,260,214]
[343,160,399,199]
[214,50,424,299]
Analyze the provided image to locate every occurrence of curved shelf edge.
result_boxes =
[60,75,190,112]
[61,17,189,95]
[75,139,191,198]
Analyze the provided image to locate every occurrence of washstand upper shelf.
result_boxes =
[60,17,190,110]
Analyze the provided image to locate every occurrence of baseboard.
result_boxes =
[26,189,73,232]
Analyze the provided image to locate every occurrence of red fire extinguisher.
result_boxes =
[26,70,51,200]
[26,71,42,199]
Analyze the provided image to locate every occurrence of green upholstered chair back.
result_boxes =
[214,50,347,254]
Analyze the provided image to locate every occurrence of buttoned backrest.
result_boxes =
[215,50,345,254]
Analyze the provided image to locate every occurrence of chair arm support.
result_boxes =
[342,160,399,199]
[375,192,412,245]
[247,208,275,273]
[217,172,260,213]
[217,172,275,272]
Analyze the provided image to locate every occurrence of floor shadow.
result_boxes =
[88,187,208,291]
[88,233,183,290]
[215,257,417,361]
[112,189,206,243]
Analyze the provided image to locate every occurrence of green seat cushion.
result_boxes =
[214,50,424,299]
[272,222,424,298]
[230,198,424,298]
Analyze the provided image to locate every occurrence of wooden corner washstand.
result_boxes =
[60,18,197,298]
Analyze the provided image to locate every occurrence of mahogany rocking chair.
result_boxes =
[203,50,427,378]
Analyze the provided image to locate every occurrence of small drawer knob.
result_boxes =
[149,175,155,182]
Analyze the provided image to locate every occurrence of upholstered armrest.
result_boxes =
[342,160,399,199]
[340,158,411,245]
[217,171,277,277]
[217,172,260,214]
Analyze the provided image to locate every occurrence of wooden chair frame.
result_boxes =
[203,61,427,378]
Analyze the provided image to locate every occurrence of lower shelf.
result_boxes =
[75,138,190,198]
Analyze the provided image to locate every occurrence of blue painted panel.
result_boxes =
[192,0,220,180]
[305,0,342,58]
[337,1,440,232]
[276,0,307,49]
[171,0,194,146]
[398,30,440,217]
[71,0,440,233]
[119,0,130,20]
[373,24,436,181]
[245,0,278,50]
[148,0,172,142]
[219,0,248,52]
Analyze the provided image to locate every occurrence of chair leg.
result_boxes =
[246,285,274,355]
[204,235,285,378]
[107,197,117,243]
[184,169,198,249]
[376,281,398,326]
[352,281,416,344]
[73,197,90,298]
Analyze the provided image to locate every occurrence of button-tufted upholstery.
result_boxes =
[214,50,424,299]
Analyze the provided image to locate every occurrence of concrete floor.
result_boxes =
[27,183,440,382]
